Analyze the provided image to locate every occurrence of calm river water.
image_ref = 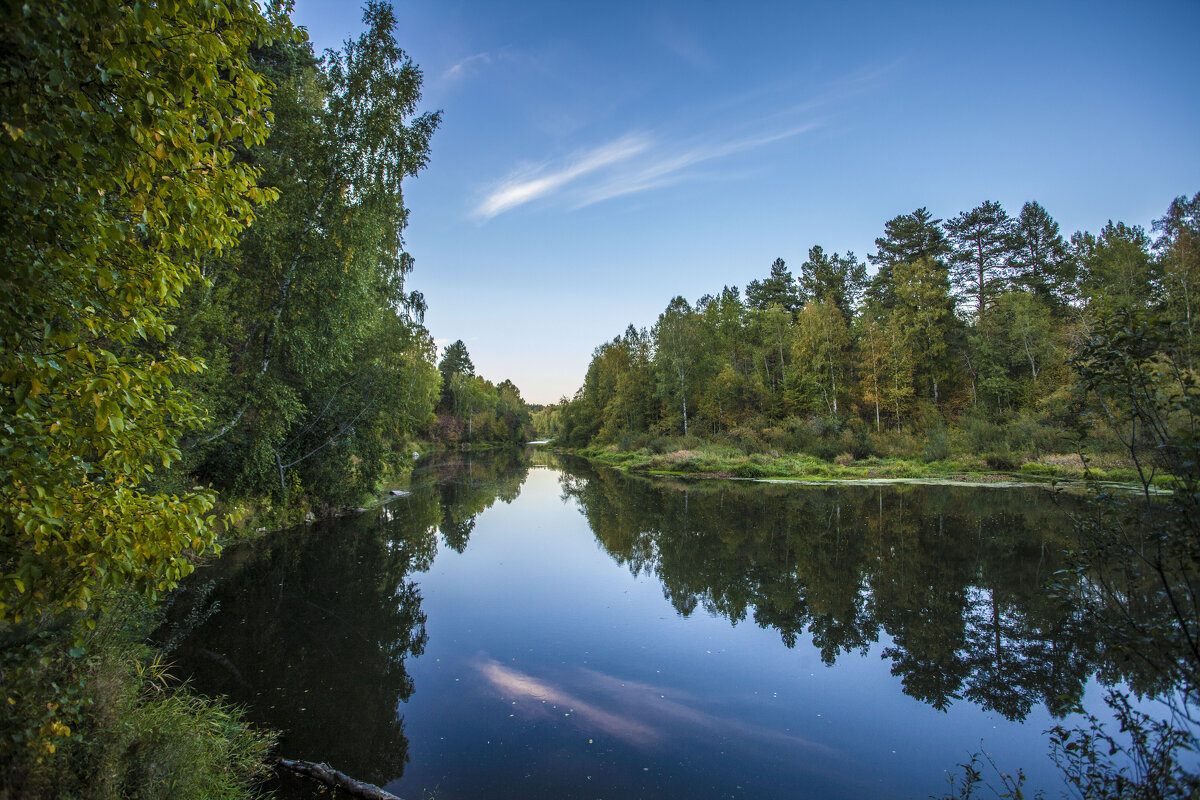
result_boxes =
[165,449,1137,799]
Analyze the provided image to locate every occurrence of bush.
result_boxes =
[727,426,766,454]
[922,424,952,462]
[2,596,274,799]
[983,448,1019,471]
[963,416,1007,453]
[732,462,766,479]
[648,437,672,455]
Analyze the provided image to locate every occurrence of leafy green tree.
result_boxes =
[1074,221,1159,313]
[855,315,915,432]
[607,327,655,438]
[998,291,1056,393]
[1154,192,1200,352]
[696,289,762,428]
[800,246,867,319]
[793,301,851,416]
[892,257,958,407]
[439,340,476,382]
[883,317,917,430]
[746,303,795,415]
[179,2,441,504]
[653,297,702,435]
[438,339,475,409]
[856,318,887,432]
[945,200,1014,316]
[494,379,533,441]
[0,0,288,621]
[967,292,1057,414]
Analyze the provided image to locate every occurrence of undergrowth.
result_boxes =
[1,592,274,799]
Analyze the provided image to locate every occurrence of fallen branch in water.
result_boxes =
[277,759,404,800]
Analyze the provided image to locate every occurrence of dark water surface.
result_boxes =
[165,450,1136,799]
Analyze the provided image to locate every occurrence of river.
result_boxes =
[162,448,1156,799]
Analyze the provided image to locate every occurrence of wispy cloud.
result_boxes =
[469,58,898,222]
[579,121,821,207]
[441,51,491,83]
[472,119,819,222]
[473,134,651,221]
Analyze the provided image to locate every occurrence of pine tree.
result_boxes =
[945,200,1014,316]
[867,208,952,311]
[1008,201,1074,306]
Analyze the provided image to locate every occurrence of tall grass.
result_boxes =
[2,593,274,799]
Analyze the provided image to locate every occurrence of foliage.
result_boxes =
[1071,308,1200,699]
[866,206,951,311]
[550,193,1200,482]
[1010,201,1075,307]
[2,592,274,799]
[939,304,1200,800]
[174,0,442,508]
[946,200,1015,315]
[426,340,533,446]
[0,0,290,622]
[746,257,803,313]
[1048,692,1199,800]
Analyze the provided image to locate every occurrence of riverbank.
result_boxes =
[569,442,1159,489]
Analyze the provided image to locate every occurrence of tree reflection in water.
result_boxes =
[164,448,1180,797]
[162,450,529,786]
[556,456,1129,723]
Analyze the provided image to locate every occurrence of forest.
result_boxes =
[549,195,1200,481]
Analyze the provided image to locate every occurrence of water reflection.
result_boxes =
[162,450,528,786]
[474,657,839,757]
[164,449,1178,799]
[556,456,1105,722]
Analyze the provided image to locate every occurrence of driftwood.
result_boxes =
[277,759,404,800]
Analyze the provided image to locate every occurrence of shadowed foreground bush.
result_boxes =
[2,595,274,799]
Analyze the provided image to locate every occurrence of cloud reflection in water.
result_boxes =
[474,657,839,761]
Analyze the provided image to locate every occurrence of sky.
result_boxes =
[291,0,1200,405]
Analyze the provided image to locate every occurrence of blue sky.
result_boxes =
[292,0,1200,405]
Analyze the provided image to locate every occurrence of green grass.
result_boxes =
[2,594,275,799]
[572,442,1155,488]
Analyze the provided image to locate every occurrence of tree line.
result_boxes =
[429,339,534,446]
[552,194,1200,464]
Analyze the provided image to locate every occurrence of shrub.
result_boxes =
[983,448,1019,471]
[2,595,274,799]
[923,424,952,462]
[732,462,766,479]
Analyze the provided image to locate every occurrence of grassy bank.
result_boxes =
[1,593,274,799]
[571,441,1155,487]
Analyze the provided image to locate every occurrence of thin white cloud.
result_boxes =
[473,134,651,221]
[579,121,821,207]
[442,51,491,83]
[472,121,818,222]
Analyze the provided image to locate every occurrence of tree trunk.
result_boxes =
[278,759,405,800]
